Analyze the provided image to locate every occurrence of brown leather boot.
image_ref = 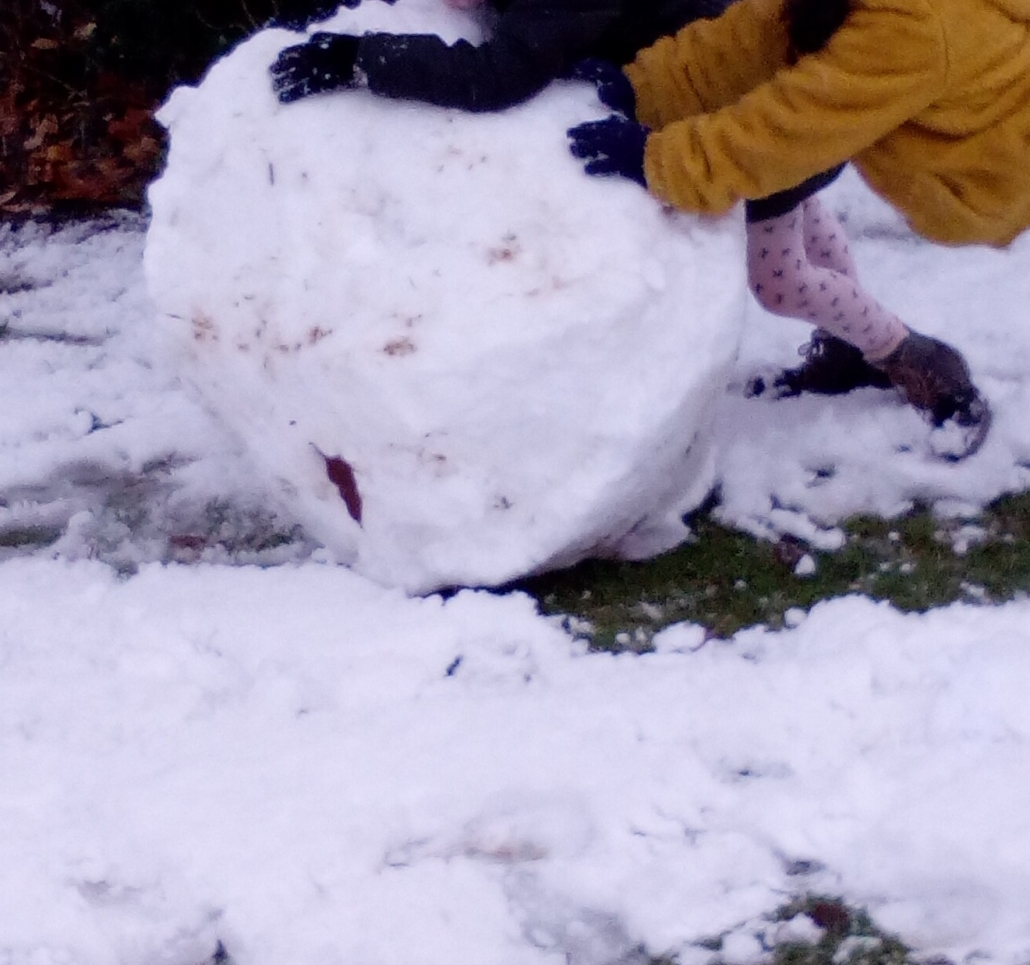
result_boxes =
[874,331,992,458]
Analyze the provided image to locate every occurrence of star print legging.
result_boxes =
[745,196,907,362]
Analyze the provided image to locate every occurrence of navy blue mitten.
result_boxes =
[567,115,649,187]
[567,58,636,118]
[270,32,362,103]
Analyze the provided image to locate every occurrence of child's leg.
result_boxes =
[746,199,990,456]
[801,196,856,277]
[747,204,907,361]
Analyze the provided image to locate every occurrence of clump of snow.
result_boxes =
[143,0,747,593]
[767,913,824,946]
[793,553,816,577]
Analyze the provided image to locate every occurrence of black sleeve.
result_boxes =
[354,0,621,112]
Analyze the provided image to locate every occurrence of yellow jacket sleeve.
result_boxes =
[625,0,792,130]
[632,0,948,215]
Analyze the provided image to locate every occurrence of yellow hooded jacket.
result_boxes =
[624,0,1030,246]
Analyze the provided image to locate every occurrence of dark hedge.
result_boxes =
[0,0,327,215]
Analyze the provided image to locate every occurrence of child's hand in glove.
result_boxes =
[567,115,649,187]
[566,58,636,118]
[270,32,362,103]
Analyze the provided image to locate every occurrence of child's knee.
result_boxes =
[749,275,779,314]
[746,210,812,317]
[748,263,805,316]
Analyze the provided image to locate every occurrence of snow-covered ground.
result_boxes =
[4,24,1030,965]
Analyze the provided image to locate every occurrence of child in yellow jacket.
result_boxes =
[567,0,1027,457]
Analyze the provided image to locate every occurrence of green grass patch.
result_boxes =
[673,894,918,965]
[766,895,912,965]
[517,491,1030,649]
[0,525,64,550]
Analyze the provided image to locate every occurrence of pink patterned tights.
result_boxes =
[746,197,907,361]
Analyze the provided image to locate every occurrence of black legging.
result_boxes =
[744,164,846,222]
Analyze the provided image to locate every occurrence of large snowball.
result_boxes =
[144,0,747,593]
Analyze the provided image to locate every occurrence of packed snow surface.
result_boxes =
[4,0,1030,962]
[144,0,746,592]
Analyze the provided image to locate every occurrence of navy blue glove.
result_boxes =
[567,58,636,118]
[567,115,649,187]
[270,32,362,103]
